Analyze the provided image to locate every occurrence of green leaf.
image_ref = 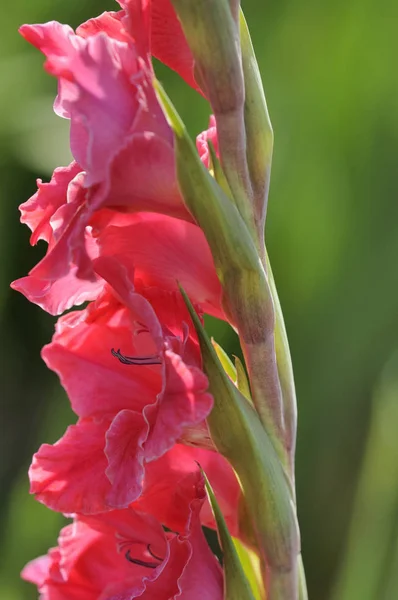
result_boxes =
[207,139,234,200]
[202,470,257,600]
[212,339,236,381]
[233,537,264,600]
[234,356,252,403]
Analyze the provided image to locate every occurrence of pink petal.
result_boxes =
[20,22,140,183]
[11,264,103,316]
[149,0,201,92]
[196,115,218,169]
[29,418,112,514]
[76,12,128,43]
[137,471,223,600]
[25,172,95,282]
[144,349,213,460]
[41,303,160,418]
[16,16,197,307]
[21,555,51,587]
[18,162,80,245]
[105,409,149,507]
[135,445,241,538]
[98,212,223,319]
[104,133,188,220]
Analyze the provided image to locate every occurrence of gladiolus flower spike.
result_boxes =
[13,1,307,599]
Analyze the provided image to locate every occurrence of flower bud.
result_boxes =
[240,11,274,241]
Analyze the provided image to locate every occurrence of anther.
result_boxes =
[147,544,164,562]
[125,549,159,569]
[111,348,162,366]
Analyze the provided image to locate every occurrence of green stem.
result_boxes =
[265,248,298,476]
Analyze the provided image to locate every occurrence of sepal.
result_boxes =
[203,470,258,600]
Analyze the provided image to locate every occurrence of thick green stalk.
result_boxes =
[182,287,300,599]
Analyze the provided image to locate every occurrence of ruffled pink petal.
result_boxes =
[144,349,213,460]
[11,263,103,316]
[148,0,200,92]
[77,2,201,93]
[103,471,222,600]
[23,472,224,600]
[136,472,222,600]
[20,22,141,184]
[135,445,241,537]
[24,172,94,282]
[104,133,188,219]
[176,512,223,599]
[196,115,218,169]
[29,418,112,514]
[92,256,165,347]
[21,555,51,588]
[11,164,105,314]
[41,302,160,418]
[117,0,151,61]
[76,12,128,43]
[105,409,149,507]
[59,519,143,591]
[97,212,223,319]
[18,162,81,245]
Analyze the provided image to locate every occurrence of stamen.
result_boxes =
[111,348,162,366]
[147,544,164,562]
[125,549,159,569]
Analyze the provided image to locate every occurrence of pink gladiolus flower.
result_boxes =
[13,9,191,308]
[28,261,239,523]
[12,4,220,316]
[29,282,209,512]
[22,471,224,600]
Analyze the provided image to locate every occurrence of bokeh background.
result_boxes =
[1,1,398,598]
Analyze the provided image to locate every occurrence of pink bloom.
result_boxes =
[29,263,239,524]
[12,5,220,316]
[29,281,207,512]
[22,471,224,600]
[13,10,191,307]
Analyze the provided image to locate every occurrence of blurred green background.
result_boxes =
[1,1,398,599]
